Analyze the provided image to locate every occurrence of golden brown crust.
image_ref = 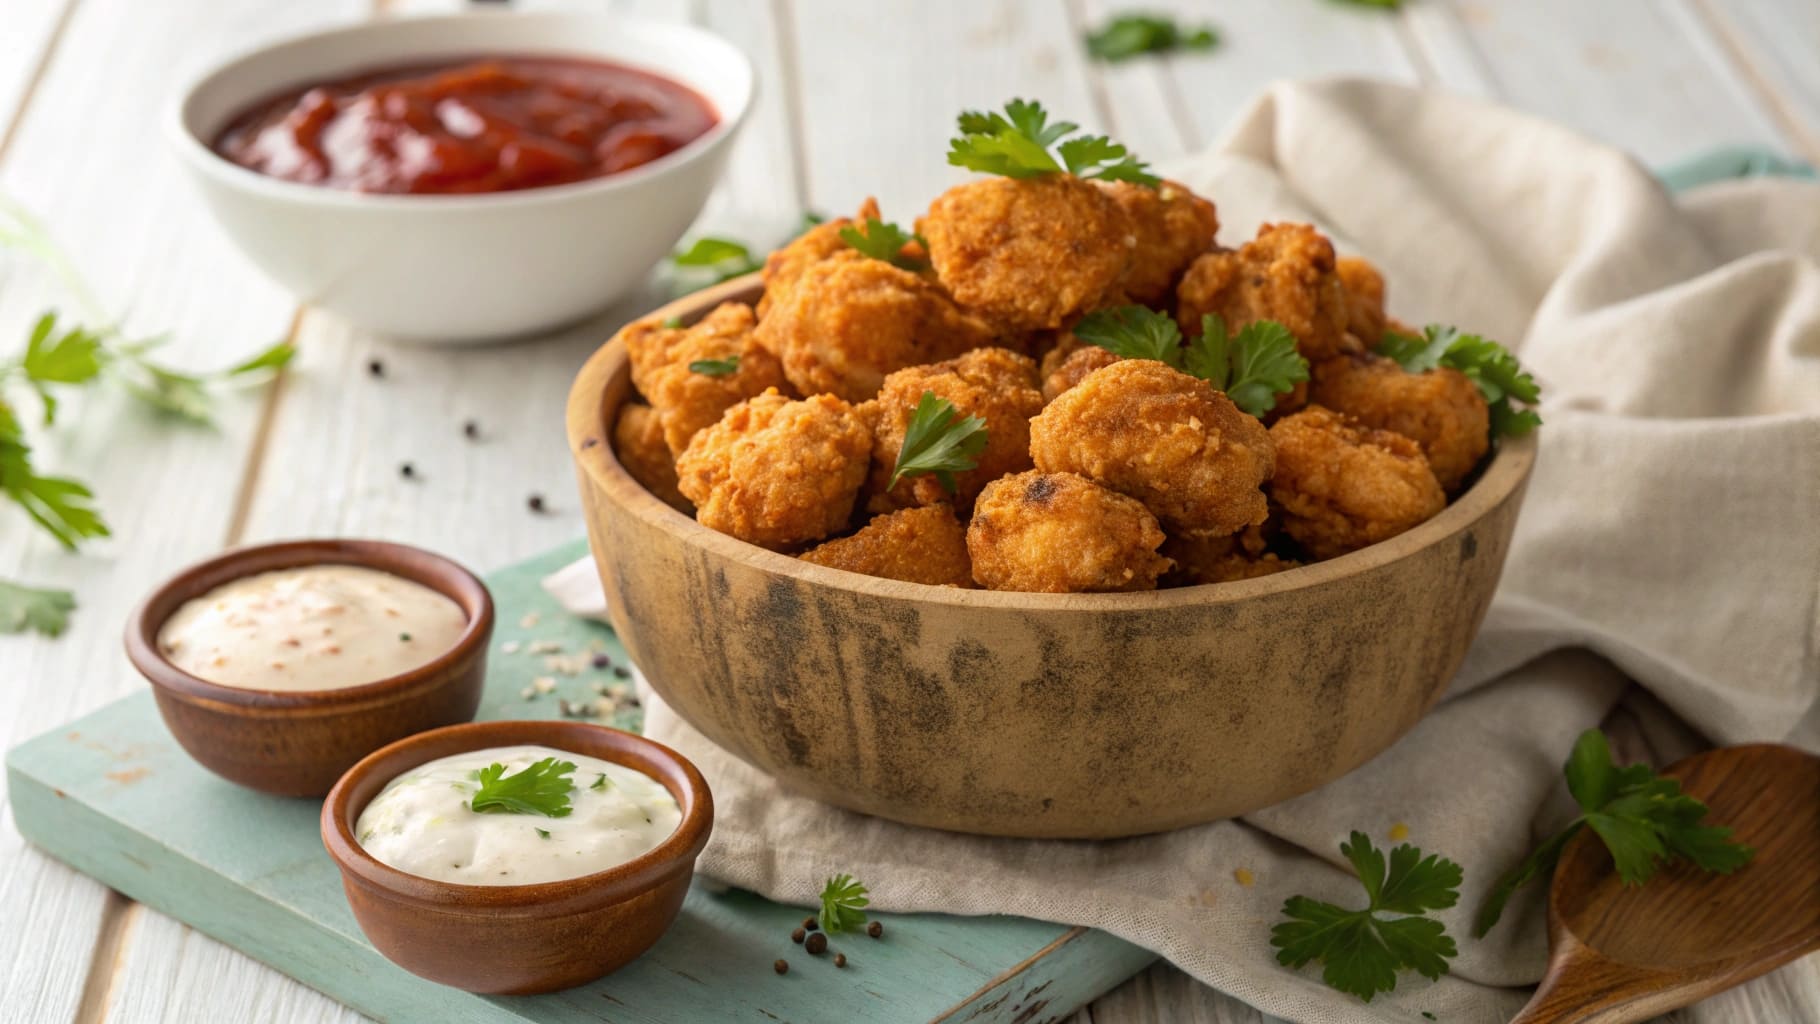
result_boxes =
[921,176,1133,332]
[1040,344,1121,403]
[1097,179,1219,306]
[625,302,792,456]
[1162,525,1297,586]
[1029,360,1275,537]
[1335,255,1387,345]
[754,251,996,402]
[1309,353,1490,493]
[799,505,974,587]
[1175,223,1352,363]
[1267,405,1445,560]
[758,198,880,317]
[675,390,873,550]
[867,347,1043,511]
[612,403,691,513]
[967,471,1171,592]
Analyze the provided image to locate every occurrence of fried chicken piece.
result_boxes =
[623,302,791,455]
[799,505,973,587]
[968,471,1171,593]
[1162,525,1297,586]
[921,175,1133,332]
[868,347,1043,511]
[1029,360,1274,537]
[1267,406,1445,560]
[758,198,881,317]
[675,389,872,549]
[754,250,995,401]
[612,403,691,513]
[1310,352,1490,492]
[1336,255,1387,344]
[1176,223,1352,362]
[1041,344,1121,403]
[1097,179,1219,306]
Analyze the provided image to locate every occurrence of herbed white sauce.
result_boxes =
[355,745,682,885]
[157,565,466,692]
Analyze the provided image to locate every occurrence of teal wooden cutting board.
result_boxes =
[5,540,1153,1023]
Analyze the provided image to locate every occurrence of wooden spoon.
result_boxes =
[1510,743,1820,1024]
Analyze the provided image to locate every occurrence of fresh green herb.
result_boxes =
[670,236,762,292]
[0,577,76,636]
[1073,305,1308,416]
[1380,325,1541,437]
[1085,13,1219,62]
[948,99,1159,186]
[0,398,107,550]
[1474,729,1753,937]
[591,773,609,792]
[468,757,577,818]
[661,315,686,329]
[688,356,741,377]
[888,392,988,493]
[818,874,871,933]
[799,210,828,233]
[838,217,927,269]
[535,827,551,839]
[1272,832,1463,1003]
[398,632,412,642]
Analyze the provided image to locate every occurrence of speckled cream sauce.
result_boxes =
[355,745,682,885]
[156,564,465,691]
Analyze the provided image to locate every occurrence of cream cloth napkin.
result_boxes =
[555,79,1820,1022]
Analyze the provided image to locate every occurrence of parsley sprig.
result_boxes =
[1380,324,1541,437]
[818,873,871,933]
[1474,729,1753,937]
[1073,305,1309,416]
[468,757,578,818]
[838,217,927,270]
[0,577,76,637]
[889,392,988,493]
[1085,14,1220,62]
[670,236,762,293]
[688,355,741,377]
[948,100,1159,187]
[1272,832,1463,1003]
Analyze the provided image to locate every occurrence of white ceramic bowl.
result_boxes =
[168,12,753,343]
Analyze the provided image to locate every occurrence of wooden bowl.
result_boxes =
[125,539,492,797]
[320,719,713,994]
[566,277,1537,839]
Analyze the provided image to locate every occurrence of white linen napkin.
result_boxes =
[551,79,1820,1023]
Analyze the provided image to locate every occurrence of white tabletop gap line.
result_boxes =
[73,896,141,1024]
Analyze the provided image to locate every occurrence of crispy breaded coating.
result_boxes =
[754,251,995,402]
[1041,344,1120,403]
[624,302,791,455]
[921,175,1133,332]
[799,505,973,587]
[1310,353,1490,492]
[868,347,1043,511]
[612,403,691,513]
[968,471,1171,592]
[1029,360,1274,537]
[1267,406,1445,560]
[1162,525,1297,586]
[1336,255,1387,345]
[1098,179,1218,306]
[758,198,880,317]
[676,389,872,550]
[1176,223,1352,362]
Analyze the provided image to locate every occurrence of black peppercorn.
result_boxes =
[399,462,416,479]
[802,916,818,931]
[367,359,384,378]
[773,959,788,975]
[791,927,805,944]
[527,493,546,513]
[463,419,479,440]
[834,953,847,968]
[867,921,883,938]
[804,932,827,955]
[592,653,612,669]
[613,666,631,679]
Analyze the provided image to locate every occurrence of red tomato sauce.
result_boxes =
[212,56,717,195]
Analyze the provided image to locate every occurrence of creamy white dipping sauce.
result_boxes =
[157,565,466,692]
[355,745,682,885]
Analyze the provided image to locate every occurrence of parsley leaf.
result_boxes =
[1380,325,1541,437]
[1074,304,1183,363]
[468,757,578,818]
[1272,832,1462,1002]
[1074,306,1308,416]
[0,577,76,636]
[0,411,109,550]
[1085,14,1220,62]
[889,392,988,493]
[1474,729,1754,937]
[670,236,762,293]
[818,873,871,933]
[948,99,1159,187]
[688,356,741,377]
[591,773,609,791]
[838,217,927,269]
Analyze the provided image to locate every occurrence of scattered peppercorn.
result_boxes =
[791,927,805,944]
[805,932,828,955]
[802,916,818,931]
[528,494,546,513]
[463,419,480,440]
[592,653,612,669]
[367,359,384,378]
[613,666,631,679]
[867,921,883,939]
[834,953,847,968]
[399,462,416,479]
[773,959,788,975]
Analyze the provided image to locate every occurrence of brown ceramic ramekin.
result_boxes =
[125,539,493,797]
[320,719,713,994]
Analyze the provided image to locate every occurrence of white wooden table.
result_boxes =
[0,1,1814,1021]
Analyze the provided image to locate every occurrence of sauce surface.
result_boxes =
[212,56,717,195]
[158,565,466,691]
[356,745,682,885]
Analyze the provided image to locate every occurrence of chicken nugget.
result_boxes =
[759,198,881,317]
[921,175,1133,332]
[1310,352,1490,492]
[1029,360,1274,537]
[626,302,791,455]
[1267,406,1444,560]
[1176,223,1351,362]
[1041,344,1121,403]
[676,389,872,549]
[800,505,973,587]
[612,403,691,513]
[1098,179,1218,306]
[868,347,1043,511]
[1335,255,1387,345]
[968,471,1171,592]
[1162,525,1297,586]
[755,251,995,401]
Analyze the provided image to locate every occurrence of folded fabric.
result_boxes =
[565,79,1820,1022]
